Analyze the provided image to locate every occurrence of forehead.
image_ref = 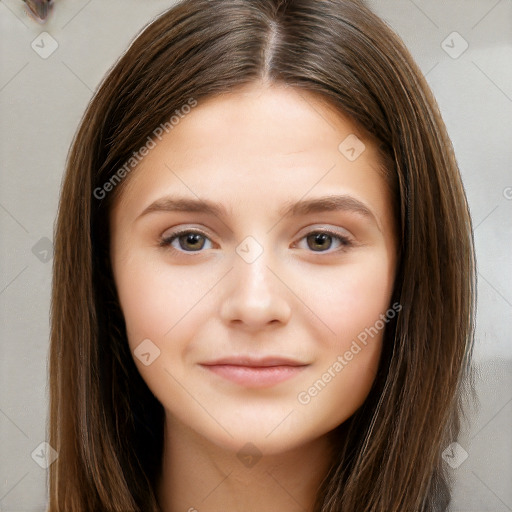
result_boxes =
[110,81,390,228]
[155,82,372,162]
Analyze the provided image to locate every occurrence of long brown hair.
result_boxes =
[48,0,476,510]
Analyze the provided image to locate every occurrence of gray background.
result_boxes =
[0,0,511,510]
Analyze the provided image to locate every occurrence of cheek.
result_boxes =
[112,253,216,399]
[298,249,395,349]
[294,341,382,437]
[290,251,394,415]
[113,252,212,349]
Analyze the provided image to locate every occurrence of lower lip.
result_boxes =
[200,364,307,388]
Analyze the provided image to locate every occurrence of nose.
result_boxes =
[219,242,292,330]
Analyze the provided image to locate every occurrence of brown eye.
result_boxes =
[177,233,206,251]
[298,230,352,253]
[160,230,212,252]
[307,233,333,251]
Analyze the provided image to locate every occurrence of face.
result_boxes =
[110,81,397,456]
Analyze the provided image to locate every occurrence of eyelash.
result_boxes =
[159,228,353,256]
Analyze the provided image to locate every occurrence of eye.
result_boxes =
[160,229,213,253]
[294,229,353,253]
[159,228,353,255]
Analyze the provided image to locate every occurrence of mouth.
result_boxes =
[199,356,309,388]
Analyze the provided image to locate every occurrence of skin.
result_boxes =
[110,81,397,512]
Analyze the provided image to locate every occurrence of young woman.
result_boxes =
[48,0,476,510]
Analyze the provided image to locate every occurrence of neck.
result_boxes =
[156,413,335,512]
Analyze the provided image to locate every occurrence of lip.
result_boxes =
[200,356,309,388]
[202,356,307,367]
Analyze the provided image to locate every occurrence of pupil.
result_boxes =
[309,233,331,251]
[182,233,204,250]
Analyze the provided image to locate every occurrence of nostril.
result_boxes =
[23,0,54,23]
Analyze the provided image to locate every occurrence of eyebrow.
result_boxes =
[136,194,378,227]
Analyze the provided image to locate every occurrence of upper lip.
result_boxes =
[200,356,308,367]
